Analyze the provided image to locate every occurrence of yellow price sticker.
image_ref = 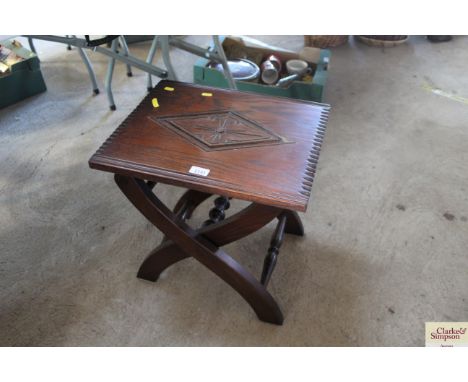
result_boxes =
[152,98,159,108]
[164,87,174,91]
[201,92,213,97]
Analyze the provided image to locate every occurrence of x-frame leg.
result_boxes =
[115,174,303,325]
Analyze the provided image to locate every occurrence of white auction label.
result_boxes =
[189,166,210,176]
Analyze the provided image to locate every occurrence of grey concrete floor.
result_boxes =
[0,36,467,346]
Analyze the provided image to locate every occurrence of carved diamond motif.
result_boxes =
[151,110,287,151]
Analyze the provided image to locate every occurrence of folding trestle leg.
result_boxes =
[76,42,100,95]
[118,36,133,77]
[105,39,118,111]
[146,36,159,91]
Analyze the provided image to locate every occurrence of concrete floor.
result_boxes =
[0,36,467,346]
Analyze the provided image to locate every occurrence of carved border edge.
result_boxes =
[300,105,331,199]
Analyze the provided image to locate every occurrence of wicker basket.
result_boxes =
[304,35,349,48]
[355,35,408,47]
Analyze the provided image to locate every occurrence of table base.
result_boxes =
[115,174,304,325]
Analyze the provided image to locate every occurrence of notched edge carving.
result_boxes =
[300,106,330,199]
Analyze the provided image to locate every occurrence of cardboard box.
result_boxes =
[193,36,330,102]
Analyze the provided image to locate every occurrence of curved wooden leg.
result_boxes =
[172,189,212,220]
[160,188,212,243]
[115,175,284,324]
[137,189,212,281]
[137,241,188,281]
[283,210,304,236]
[138,201,281,281]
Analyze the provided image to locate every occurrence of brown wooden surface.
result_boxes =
[115,175,285,324]
[89,80,329,212]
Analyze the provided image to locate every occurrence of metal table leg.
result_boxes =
[119,36,133,77]
[105,39,118,111]
[75,35,100,95]
[146,36,159,91]
[213,35,236,90]
[159,36,178,81]
[27,37,36,54]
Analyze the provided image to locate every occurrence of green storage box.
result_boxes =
[0,39,47,109]
[193,36,330,102]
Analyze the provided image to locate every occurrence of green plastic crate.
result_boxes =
[193,37,330,102]
[0,39,47,109]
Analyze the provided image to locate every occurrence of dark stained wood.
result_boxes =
[261,214,287,286]
[203,196,230,226]
[146,180,156,190]
[89,80,330,212]
[89,80,329,325]
[115,174,284,324]
[153,110,288,151]
[160,188,212,245]
[283,210,304,236]
[137,199,282,282]
[172,189,212,220]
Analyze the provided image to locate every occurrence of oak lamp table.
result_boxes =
[89,80,329,325]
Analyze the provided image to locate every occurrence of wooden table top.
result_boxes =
[89,80,329,212]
